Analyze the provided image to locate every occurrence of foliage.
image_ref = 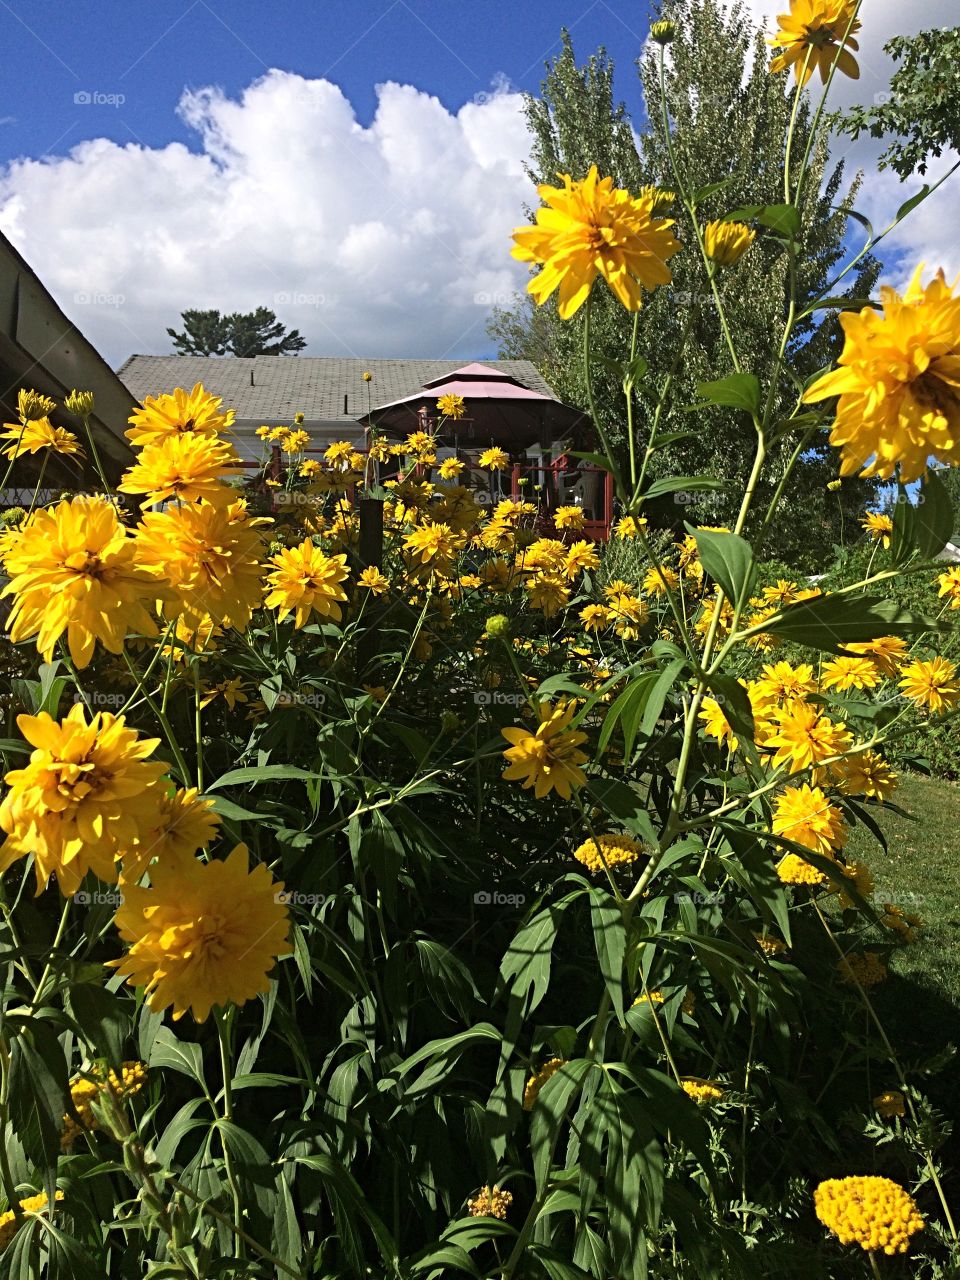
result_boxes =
[167,306,307,357]
[834,26,960,179]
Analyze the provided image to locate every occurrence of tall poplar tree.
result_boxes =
[489,0,881,568]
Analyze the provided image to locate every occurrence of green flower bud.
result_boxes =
[65,389,95,417]
[485,614,510,639]
[651,19,676,44]
[18,388,56,421]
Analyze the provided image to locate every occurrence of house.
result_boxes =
[0,230,135,496]
[118,355,577,463]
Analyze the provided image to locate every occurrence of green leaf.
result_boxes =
[596,673,658,761]
[689,176,738,205]
[895,184,932,221]
[891,473,953,565]
[726,202,800,237]
[293,1153,397,1270]
[587,777,658,848]
[687,524,754,604]
[149,1024,206,1086]
[530,1059,593,1193]
[762,593,943,653]
[8,1021,68,1169]
[528,1245,594,1280]
[649,429,697,451]
[207,765,317,791]
[642,475,727,501]
[694,373,761,414]
[589,888,626,1020]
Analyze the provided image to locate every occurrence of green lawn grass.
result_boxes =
[846,773,960,1012]
[844,772,960,1143]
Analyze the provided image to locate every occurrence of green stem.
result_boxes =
[216,1008,246,1262]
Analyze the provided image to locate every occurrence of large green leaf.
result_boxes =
[588,888,626,1021]
[693,373,761,414]
[688,524,755,605]
[761,593,942,653]
[530,1059,594,1194]
[891,472,954,565]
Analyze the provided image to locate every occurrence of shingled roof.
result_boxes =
[118,355,559,425]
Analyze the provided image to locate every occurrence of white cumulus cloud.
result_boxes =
[0,71,535,368]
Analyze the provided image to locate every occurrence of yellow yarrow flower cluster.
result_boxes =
[61,1060,148,1148]
[572,833,643,874]
[837,951,888,988]
[467,1185,513,1219]
[813,1176,923,1255]
[0,1191,64,1252]
[681,1078,725,1106]
[522,1057,566,1110]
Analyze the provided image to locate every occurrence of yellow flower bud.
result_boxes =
[65,389,95,418]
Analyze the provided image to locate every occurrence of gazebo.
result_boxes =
[363,361,589,451]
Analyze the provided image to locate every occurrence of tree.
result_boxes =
[167,307,307,357]
[488,0,881,569]
[834,26,960,179]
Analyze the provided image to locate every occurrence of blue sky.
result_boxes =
[0,0,954,367]
[0,0,654,166]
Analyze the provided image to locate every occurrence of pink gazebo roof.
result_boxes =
[364,362,588,449]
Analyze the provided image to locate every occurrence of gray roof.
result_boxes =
[117,355,558,424]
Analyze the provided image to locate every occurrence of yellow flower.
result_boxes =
[512,166,681,318]
[704,220,755,266]
[526,572,569,618]
[121,786,220,883]
[769,0,861,86]
[324,440,355,465]
[838,860,874,907]
[754,933,788,957]
[0,1191,65,1252]
[837,951,887,987]
[937,564,960,609]
[61,1061,147,1148]
[362,370,373,382]
[478,446,510,471]
[761,579,801,607]
[281,429,311,455]
[772,784,846,854]
[563,540,600,579]
[632,989,665,1007]
[804,265,960,482]
[1,417,83,460]
[468,1185,513,1219]
[501,701,588,800]
[572,833,643,873]
[357,565,390,595]
[881,902,923,942]
[752,660,817,707]
[127,383,235,446]
[699,697,739,752]
[844,636,909,679]
[404,430,436,456]
[614,515,646,539]
[873,1090,906,1119]
[643,565,679,596]
[2,496,160,668]
[523,1057,566,1109]
[814,1176,923,1255]
[438,457,465,479]
[861,511,893,547]
[119,433,242,506]
[580,603,612,632]
[834,750,897,802]
[681,1078,725,1106]
[777,852,829,886]
[553,505,585,531]
[265,541,349,627]
[0,704,167,896]
[199,677,248,711]
[436,394,466,420]
[820,655,881,692]
[110,844,292,1022]
[136,496,267,631]
[404,521,465,574]
[255,425,271,439]
[764,703,852,776]
[898,656,960,714]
